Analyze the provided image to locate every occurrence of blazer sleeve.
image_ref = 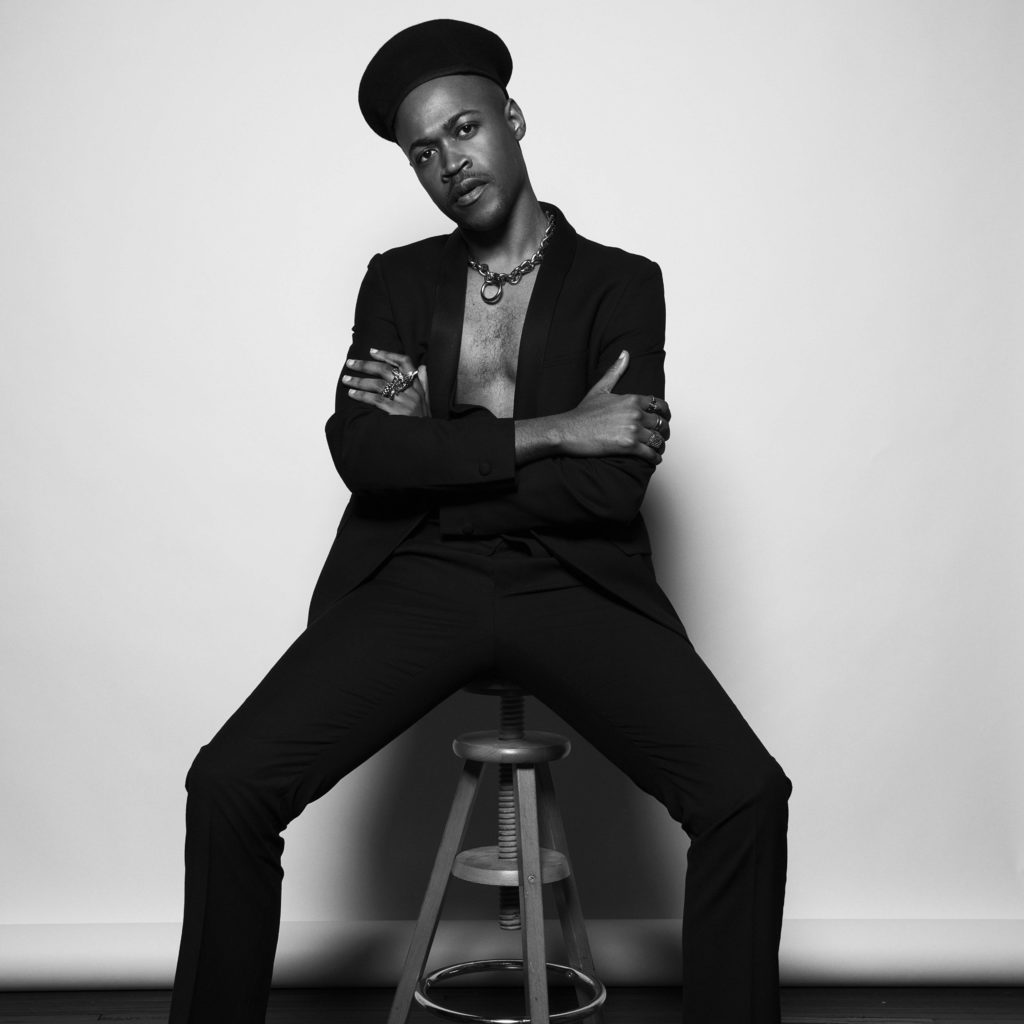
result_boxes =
[439,261,666,534]
[325,254,517,496]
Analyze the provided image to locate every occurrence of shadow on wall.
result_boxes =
[344,691,688,922]
[317,485,692,926]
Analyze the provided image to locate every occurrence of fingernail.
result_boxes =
[341,375,351,383]
[618,350,626,359]
[369,348,379,355]
[346,359,355,367]
[348,388,358,396]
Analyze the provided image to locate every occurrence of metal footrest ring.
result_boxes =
[415,958,606,1024]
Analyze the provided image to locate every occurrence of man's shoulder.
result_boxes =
[572,229,661,283]
[371,232,450,274]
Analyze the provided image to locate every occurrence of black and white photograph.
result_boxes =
[1,2,1021,1023]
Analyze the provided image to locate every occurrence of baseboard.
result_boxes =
[1,919,1022,989]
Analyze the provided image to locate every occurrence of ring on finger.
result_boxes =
[654,415,664,432]
[382,369,417,400]
[646,431,665,451]
[645,396,660,414]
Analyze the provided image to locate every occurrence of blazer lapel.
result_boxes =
[513,203,577,419]
[426,230,468,419]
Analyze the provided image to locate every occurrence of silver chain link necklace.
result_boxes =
[467,212,555,305]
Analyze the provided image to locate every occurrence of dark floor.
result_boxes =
[0,988,1022,1024]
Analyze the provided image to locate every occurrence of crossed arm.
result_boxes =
[328,256,672,531]
[344,348,670,463]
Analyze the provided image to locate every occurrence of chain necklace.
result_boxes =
[467,212,555,305]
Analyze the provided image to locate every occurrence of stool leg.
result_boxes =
[537,764,602,1021]
[387,759,485,1024]
[515,765,549,1024]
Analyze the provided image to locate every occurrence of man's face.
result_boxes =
[393,74,527,232]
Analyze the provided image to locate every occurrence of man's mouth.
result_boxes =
[451,178,488,207]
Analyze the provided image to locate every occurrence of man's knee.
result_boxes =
[724,755,790,813]
[185,739,301,832]
[185,741,255,803]
[697,756,791,837]
[755,758,793,809]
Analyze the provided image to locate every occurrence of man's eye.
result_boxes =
[414,149,434,166]
[455,123,478,138]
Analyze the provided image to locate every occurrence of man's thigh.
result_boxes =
[498,578,783,837]
[197,546,496,814]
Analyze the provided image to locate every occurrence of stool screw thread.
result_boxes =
[499,693,525,740]
[497,691,525,930]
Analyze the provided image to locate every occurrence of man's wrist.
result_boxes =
[514,415,565,465]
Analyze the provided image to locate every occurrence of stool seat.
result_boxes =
[453,845,570,886]
[453,730,571,764]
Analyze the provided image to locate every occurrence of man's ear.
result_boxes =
[506,97,526,141]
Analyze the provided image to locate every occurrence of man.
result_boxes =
[169,19,792,1024]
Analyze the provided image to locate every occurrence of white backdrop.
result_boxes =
[1,0,1022,987]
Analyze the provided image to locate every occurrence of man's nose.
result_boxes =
[441,144,469,180]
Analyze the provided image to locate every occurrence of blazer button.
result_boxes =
[461,522,475,536]
[478,461,491,476]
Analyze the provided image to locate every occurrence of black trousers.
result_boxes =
[169,523,791,1024]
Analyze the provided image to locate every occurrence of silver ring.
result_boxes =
[655,415,664,432]
[645,396,659,414]
[382,370,416,400]
[395,370,417,394]
[646,431,665,451]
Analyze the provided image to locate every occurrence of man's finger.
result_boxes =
[342,373,386,393]
[347,387,409,415]
[345,358,404,381]
[368,348,415,374]
[643,412,671,440]
[585,349,630,396]
[641,395,671,419]
[632,424,668,456]
[630,442,661,464]
[417,365,431,415]
[347,386,385,405]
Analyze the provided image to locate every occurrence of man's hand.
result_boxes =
[564,349,670,460]
[342,348,430,417]
[559,349,671,461]
[514,350,670,465]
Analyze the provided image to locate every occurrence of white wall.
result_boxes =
[1,0,1021,986]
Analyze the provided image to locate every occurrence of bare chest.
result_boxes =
[456,271,537,418]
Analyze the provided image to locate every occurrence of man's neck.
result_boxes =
[460,190,550,270]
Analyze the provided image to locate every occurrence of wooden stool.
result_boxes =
[387,683,606,1024]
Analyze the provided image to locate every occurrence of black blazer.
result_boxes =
[309,204,685,638]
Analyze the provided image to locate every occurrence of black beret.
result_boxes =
[358,19,513,142]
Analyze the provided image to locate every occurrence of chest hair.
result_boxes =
[456,272,536,413]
